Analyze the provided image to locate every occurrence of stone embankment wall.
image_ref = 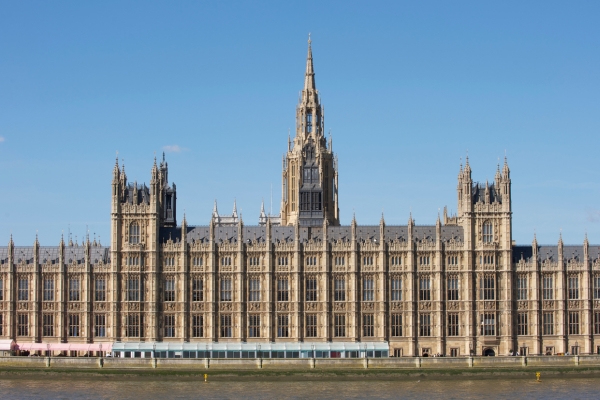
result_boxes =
[1,356,599,370]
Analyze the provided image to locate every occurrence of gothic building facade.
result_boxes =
[1,39,599,358]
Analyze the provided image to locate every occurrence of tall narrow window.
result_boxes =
[391,314,402,337]
[391,277,402,301]
[542,275,553,300]
[419,276,431,301]
[306,113,312,133]
[569,311,579,335]
[363,277,374,301]
[0,278,3,301]
[95,278,106,302]
[164,314,175,337]
[220,314,232,338]
[192,278,203,302]
[278,314,289,338]
[277,278,289,302]
[480,274,495,300]
[447,313,459,336]
[594,276,600,300]
[43,278,54,302]
[249,278,260,302]
[69,278,80,301]
[481,313,495,336]
[192,315,204,338]
[362,314,374,337]
[17,314,28,336]
[18,278,29,301]
[306,314,317,337]
[568,276,579,300]
[543,312,554,335]
[68,314,80,337]
[517,275,528,300]
[248,315,260,338]
[311,192,322,211]
[517,312,528,335]
[482,221,493,243]
[129,222,140,244]
[306,278,317,302]
[95,314,106,337]
[334,277,345,301]
[419,314,431,336]
[127,277,140,301]
[165,278,176,302]
[594,312,600,335]
[126,314,140,337]
[334,314,346,337]
[43,314,54,337]
[447,275,459,301]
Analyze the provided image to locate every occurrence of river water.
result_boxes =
[0,375,596,399]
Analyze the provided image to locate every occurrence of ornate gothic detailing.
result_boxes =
[418,302,431,310]
[248,302,260,311]
[67,302,81,311]
[543,301,554,310]
[483,301,496,310]
[517,301,528,310]
[305,303,319,311]
[277,302,291,311]
[447,302,459,311]
[17,302,28,310]
[569,300,581,309]
[390,302,403,311]
[333,302,346,311]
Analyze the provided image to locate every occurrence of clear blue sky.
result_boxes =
[1,1,599,246]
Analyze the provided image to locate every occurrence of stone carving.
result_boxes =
[419,302,431,310]
[447,302,459,311]
[220,303,233,311]
[391,302,403,311]
[68,302,80,311]
[277,302,290,311]
[484,301,496,310]
[248,302,260,311]
[543,301,553,309]
[334,302,346,311]
[569,300,580,309]
[518,301,528,310]
[42,302,54,311]
[362,302,375,311]
[192,303,205,311]
[305,302,319,311]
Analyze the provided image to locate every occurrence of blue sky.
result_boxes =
[1,1,599,246]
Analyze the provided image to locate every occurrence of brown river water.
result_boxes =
[0,375,598,399]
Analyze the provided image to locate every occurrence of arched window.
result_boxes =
[129,222,140,244]
[482,221,493,243]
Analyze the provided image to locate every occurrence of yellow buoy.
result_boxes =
[536,372,541,382]
[204,373,208,383]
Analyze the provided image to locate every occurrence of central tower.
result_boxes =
[280,37,339,226]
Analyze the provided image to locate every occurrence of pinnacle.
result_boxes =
[304,35,316,91]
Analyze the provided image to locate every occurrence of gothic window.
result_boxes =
[95,314,106,337]
[129,222,140,244]
[391,277,402,301]
[362,314,374,337]
[543,312,554,335]
[192,278,203,302]
[391,314,402,337]
[391,256,402,266]
[481,313,495,336]
[127,278,140,302]
[248,315,260,338]
[480,274,495,300]
[594,275,600,299]
[18,278,28,301]
[447,275,459,301]
[306,113,313,133]
[69,278,80,301]
[335,256,345,266]
[482,221,493,243]
[0,278,3,301]
[516,275,528,300]
[220,314,232,338]
[249,278,260,302]
[43,314,54,337]
[305,314,317,337]
[164,314,176,338]
[517,312,528,336]
[447,313,459,336]
[568,275,579,300]
[192,315,204,338]
[43,278,54,302]
[277,314,289,338]
[334,314,346,337]
[311,192,322,211]
[193,256,203,266]
[334,277,345,301]
[17,314,28,336]
[419,276,431,301]
[277,278,289,302]
[419,313,431,336]
[68,314,80,337]
[220,278,232,302]
[311,168,319,182]
[306,277,317,302]
[165,278,176,302]
[419,255,430,265]
[569,311,579,335]
[304,167,311,182]
[595,312,600,335]
[363,277,374,301]
[95,278,106,302]
[542,275,553,300]
[300,192,310,211]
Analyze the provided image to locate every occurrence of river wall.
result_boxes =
[1,355,600,371]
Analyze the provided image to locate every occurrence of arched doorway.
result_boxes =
[483,348,495,357]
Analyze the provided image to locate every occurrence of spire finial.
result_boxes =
[308,32,311,44]
[304,34,316,90]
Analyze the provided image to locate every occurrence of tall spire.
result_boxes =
[304,34,316,91]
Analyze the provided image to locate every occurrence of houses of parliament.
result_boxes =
[1,39,599,359]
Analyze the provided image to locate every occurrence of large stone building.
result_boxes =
[1,39,599,358]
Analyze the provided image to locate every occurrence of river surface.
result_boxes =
[0,375,597,399]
